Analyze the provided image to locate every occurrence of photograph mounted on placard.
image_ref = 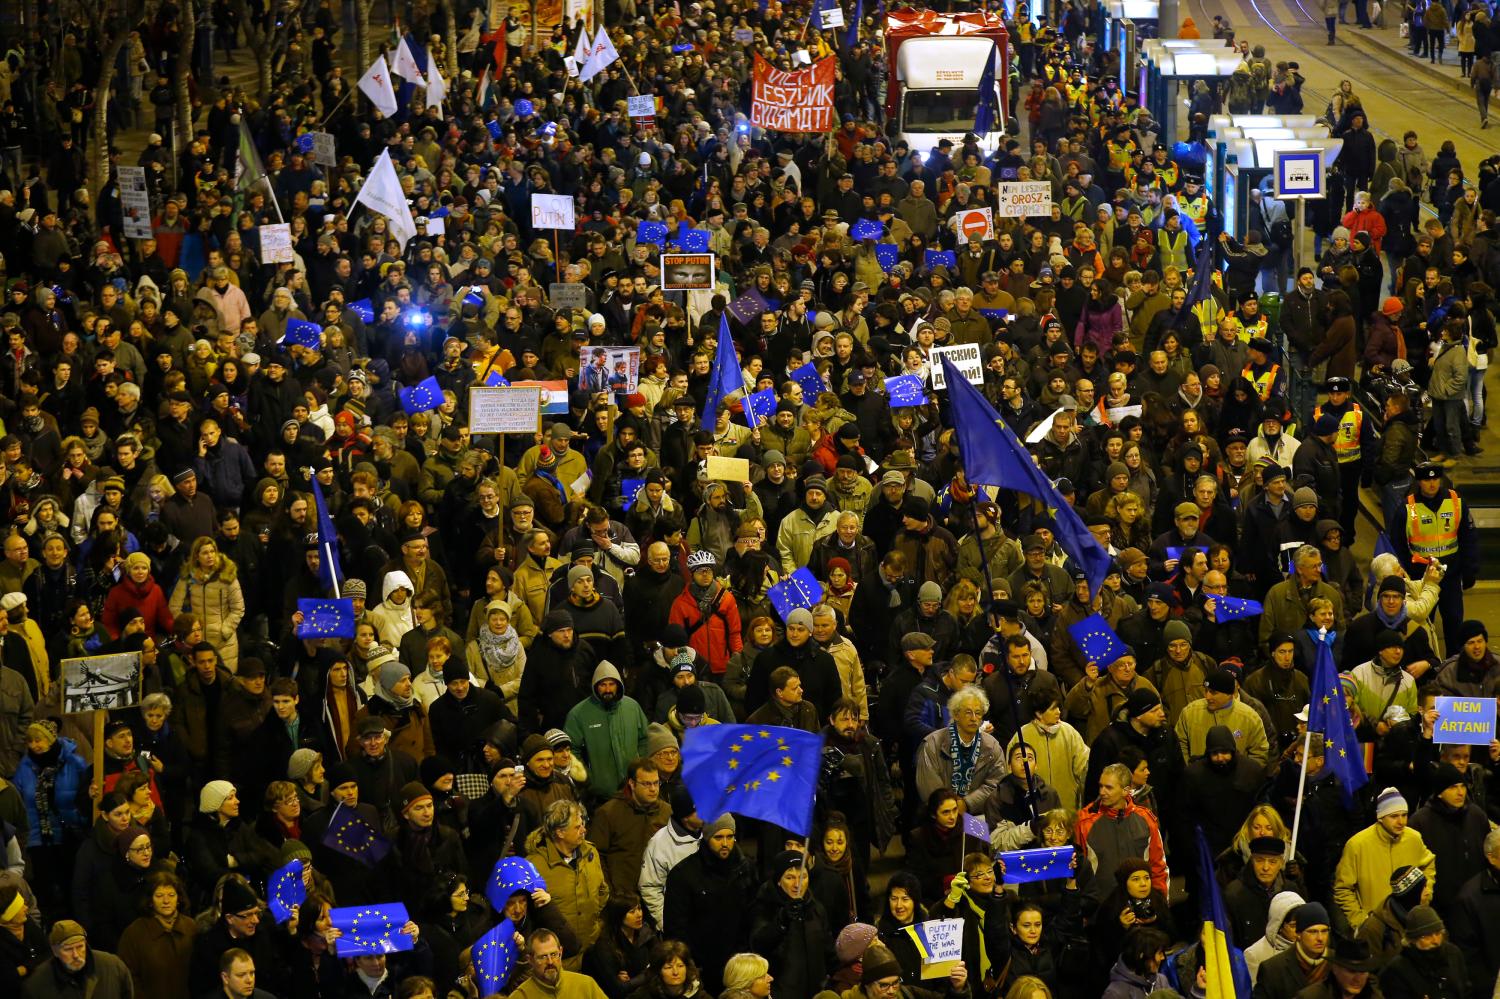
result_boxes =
[62,653,143,713]
[660,253,717,291]
[577,346,640,393]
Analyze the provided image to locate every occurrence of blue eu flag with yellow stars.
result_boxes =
[924,249,958,271]
[297,598,356,639]
[789,362,826,400]
[1213,596,1264,622]
[473,919,520,994]
[268,859,306,922]
[884,374,927,407]
[322,803,393,866]
[486,856,546,912]
[725,288,772,325]
[347,299,375,323]
[998,846,1074,884]
[768,568,824,623]
[310,476,343,594]
[942,356,1112,597]
[281,318,322,350]
[399,375,444,415]
[743,386,777,428]
[849,218,882,242]
[675,228,710,253]
[682,724,822,836]
[329,903,413,955]
[1067,612,1130,668]
[636,220,669,247]
[701,314,743,423]
[1310,633,1368,805]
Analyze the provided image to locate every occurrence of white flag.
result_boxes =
[573,26,590,66]
[393,38,427,87]
[425,71,446,111]
[579,27,618,83]
[350,149,417,250]
[358,54,399,117]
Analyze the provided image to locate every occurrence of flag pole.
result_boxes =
[320,87,354,126]
[1286,720,1314,863]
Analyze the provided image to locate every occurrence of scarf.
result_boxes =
[949,723,979,794]
[954,888,995,978]
[478,624,522,672]
[1374,603,1407,631]
[28,745,60,841]
[534,467,568,506]
[692,580,721,617]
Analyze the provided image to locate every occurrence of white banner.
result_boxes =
[350,148,416,249]
[260,223,294,263]
[531,193,575,231]
[358,54,398,116]
[994,181,1054,218]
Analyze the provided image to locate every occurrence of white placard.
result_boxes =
[118,166,153,240]
[954,207,995,244]
[260,223,294,263]
[627,94,655,118]
[468,386,542,434]
[994,181,1054,218]
[931,343,984,390]
[310,131,337,168]
[426,216,446,236]
[820,7,845,28]
[531,193,576,231]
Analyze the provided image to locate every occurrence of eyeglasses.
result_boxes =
[872,979,904,993]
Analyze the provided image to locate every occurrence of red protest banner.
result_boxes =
[751,53,836,133]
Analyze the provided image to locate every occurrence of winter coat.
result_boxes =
[915,725,1005,817]
[101,574,174,639]
[1101,958,1171,999]
[663,842,760,989]
[638,820,700,928]
[564,662,650,799]
[11,737,90,846]
[1451,864,1500,995]
[1410,798,1490,915]
[519,634,597,735]
[1333,821,1437,928]
[1429,340,1469,401]
[351,694,436,764]
[1074,796,1170,907]
[591,790,671,903]
[21,951,134,999]
[1006,720,1091,811]
[526,829,611,964]
[777,506,839,573]
[1379,941,1468,999]
[1246,891,1306,983]
[667,583,742,677]
[169,555,244,671]
[749,880,835,999]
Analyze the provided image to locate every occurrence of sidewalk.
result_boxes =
[1341,15,1475,99]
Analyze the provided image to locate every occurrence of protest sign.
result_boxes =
[578,345,640,393]
[261,223,294,263]
[63,653,142,713]
[705,456,751,482]
[530,193,575,230]
[1434,696,1497,744]
[954,207,994,244]
[468,387,543,435]
[910,918,964,978]
[994,182,1054,217]
[751,53,836,133]
[627,94,656,118]
[119,167,153,239]
[931,343,984,390]
[309,131,337,167]
[549,283,590,310]
[660,253,716,291]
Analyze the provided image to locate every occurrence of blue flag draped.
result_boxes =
[486,856,546,912]
[975,45,997,134]
[282,318,322,350]
[846,0,863,47]
[330,903,413,955]
[941,357,1112,596]
[1195,828,1254,999]
[702,314,743,422]
[347,299,375,322]
[473,920,520,994]
[1212,596,1264,622]
[310,476,344,594]
[1067,612,1130,667]
[1309,633,1369,805]
[681,724,822,836]
[768,568,824,622]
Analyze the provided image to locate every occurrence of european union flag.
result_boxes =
[636,220,669,246]
[884,374,928,407]
[463,288,485,307]
[473,919,520,994]
[282,318,322,350]
[514,98,534,117]
[330,903,413,955]
[347,299,375,322]
[790,362,826,400]
[620,478,646,510]
[682,724,822,836]
[942,357,1112,596]
[484,370,509,387]
[1213,596,1264,622]
[979,308,1009,322]
[297,598,356,638]
[672,43,695,52]
[297,133,316,153]
[999,846,1074,884]
[925,249,958,271]
[322,803,393,866]
[1310,633,1369,805]
[743,386,777,428]
[1069,613,1130,667]
[849,218,882,241]
[962,811,989,840]
[400,375,444,414]
[268,859,306,922]
[768,568,824,622]
[702,314,743,421]
[310,476,344,593]
[675,228,710,253]
[1195,828,1254,999]
[487,119,503,139]
[486,856,546,912]
[725,288,772,324]
[874,244,901,272]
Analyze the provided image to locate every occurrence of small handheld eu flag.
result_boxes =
[399,376,444,415]
[1067,612,1130,668]
[297,598,356,639]
[681,724,822,836]
[330,903,413,955]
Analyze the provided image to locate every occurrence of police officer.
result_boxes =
[1242,336,1285,403]
[1311,376,1374,542]
[1179,173,1219,239]
[1393,463,1479,652]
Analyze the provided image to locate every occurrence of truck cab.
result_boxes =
[885,10,1010,159]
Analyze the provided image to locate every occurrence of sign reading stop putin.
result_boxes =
[994,182,1054,218]
[955,207,994,245]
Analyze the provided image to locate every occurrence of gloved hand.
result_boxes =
[945,872,969,906]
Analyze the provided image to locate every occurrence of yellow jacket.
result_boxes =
[1333,822,1437,928]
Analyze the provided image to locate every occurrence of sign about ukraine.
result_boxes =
[1433,696,1496,744]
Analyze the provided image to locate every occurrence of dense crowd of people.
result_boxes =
[0,4,1498,999]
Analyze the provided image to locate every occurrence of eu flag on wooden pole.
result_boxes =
[702,313,743,423]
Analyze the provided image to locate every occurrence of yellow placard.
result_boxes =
[705,456,750,481]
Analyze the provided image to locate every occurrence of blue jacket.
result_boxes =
[12,736,90,846]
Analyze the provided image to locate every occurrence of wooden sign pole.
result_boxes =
[92,711,105,820]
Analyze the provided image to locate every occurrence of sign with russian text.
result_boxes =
[993,181,1054,218]
[930,343,984,391]
[1434,696,1496,744]
[752,53,836,134]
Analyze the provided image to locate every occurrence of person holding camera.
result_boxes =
[1090,857,1171,987]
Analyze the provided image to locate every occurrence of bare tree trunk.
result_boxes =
[441,0,458,76]
[356,0,374,71]
[529,0,538,50]
[175,0,195,143]
[92,34,129,195]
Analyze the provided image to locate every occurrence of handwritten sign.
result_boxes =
[705,456,750,482]
[627,94,656,118]
[530,193,575,231]
[994,181,1054,218]
[550,282,590,310]
[468,386,542,435]
[309,131,337,167]
[909,918,965,978]
[1434,696,1497,744]
[260,223,294,263]
[930,343,984,391]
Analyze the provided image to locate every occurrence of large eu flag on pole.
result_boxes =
[702,313,743,422]
[1309,633,1369,805]
[682,724,822,836]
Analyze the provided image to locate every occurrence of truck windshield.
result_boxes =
[902,90,985,132]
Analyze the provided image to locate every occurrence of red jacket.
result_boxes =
[667,584,743,676]
[1074,792,1170,904]
[1341,207,1387,253]
[101,576,175,640]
